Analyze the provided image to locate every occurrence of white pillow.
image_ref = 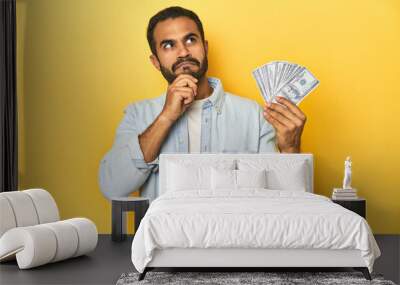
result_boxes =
[166,160,235,192]
[237,159,308,191]
[211,168,268,190]
[266,166,307,191]
[211,168,236,190]
[236,169,267,188]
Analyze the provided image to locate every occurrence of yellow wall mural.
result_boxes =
[16,0,400,234]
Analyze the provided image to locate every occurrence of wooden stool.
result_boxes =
[111,197,149,242]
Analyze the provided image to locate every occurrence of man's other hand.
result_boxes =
[262,96,307,153]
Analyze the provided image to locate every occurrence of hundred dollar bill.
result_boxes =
[252,61,319,105]
[274,68,319,104]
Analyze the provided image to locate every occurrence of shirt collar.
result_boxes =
[207,77,225,114]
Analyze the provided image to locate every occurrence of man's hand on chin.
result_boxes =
[262,96,307,153]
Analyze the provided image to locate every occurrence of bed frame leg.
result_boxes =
[138,268,148,281]
[354,267,371,280]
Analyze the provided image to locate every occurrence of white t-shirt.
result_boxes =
[186,97,208,153]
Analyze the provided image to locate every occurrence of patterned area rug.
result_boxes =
[116,271,396,285]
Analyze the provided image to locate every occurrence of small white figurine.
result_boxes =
[342,156,352,189]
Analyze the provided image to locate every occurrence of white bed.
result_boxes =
[131,153,380,280]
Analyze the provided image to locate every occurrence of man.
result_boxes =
[98,6,306,201]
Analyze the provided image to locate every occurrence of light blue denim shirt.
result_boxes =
[99,77,277,201]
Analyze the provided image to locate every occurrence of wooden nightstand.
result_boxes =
[332,198,366,218]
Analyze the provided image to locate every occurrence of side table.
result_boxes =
[111,197,149,242]
[332,198,366,218]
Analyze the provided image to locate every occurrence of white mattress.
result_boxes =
[131,190,380,273]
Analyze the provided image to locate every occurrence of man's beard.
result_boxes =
[159,55,208,84]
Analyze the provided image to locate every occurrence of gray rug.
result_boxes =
[116,271,396,285]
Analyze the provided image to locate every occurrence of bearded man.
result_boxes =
[99,6,307,201]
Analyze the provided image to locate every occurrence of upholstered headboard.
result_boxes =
[159,153,314,195]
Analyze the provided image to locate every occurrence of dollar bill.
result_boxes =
[252,61,319,105]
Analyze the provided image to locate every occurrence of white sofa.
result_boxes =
[0,189,98,269]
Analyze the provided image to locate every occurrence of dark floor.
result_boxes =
[375,235,400,284]
[0,235,398,285]
[0,235,135,285]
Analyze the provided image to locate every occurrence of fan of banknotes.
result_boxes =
[252,61,319,105]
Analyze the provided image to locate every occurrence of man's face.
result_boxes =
[150,17,208,84]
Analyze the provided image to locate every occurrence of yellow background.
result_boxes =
[16,0,400,234]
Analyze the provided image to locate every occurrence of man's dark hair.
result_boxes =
[147,6,205,56]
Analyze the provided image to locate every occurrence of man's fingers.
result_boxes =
[263,110,286,132]
[174,77,197,95]
[175,73,198,82]
[174,74,198,86]
[172,86,197,98]
[264,102,303,127]
[175,77,197,88]
[175,90,195,105]
[263,97,306,153]
[172,86,196,93]
[265,108,296,130]
[275,96,306,121]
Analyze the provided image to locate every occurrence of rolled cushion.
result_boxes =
[0,191,39,228]
[63,218,98,257]
[24,189,59,223]
[0,225,57,268]
[42,221,79,262]
[0,189,59,237]
[0,218,98,269]
[0,196,17,237]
